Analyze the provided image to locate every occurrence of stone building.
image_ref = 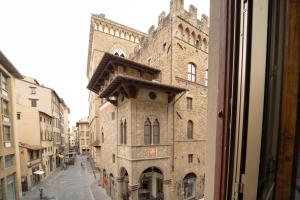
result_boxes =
[87,0,208,199]
[76,118,90,154]
[0,51,22,200]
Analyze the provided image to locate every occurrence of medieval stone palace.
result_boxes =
[86,0,209,199]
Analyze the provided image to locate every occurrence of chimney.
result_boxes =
[189,5,197,21]
[148,25,155,35]
[98,13,105,18]
[201,14,209,24]
[158,11,166,26]
[170,0,184,16]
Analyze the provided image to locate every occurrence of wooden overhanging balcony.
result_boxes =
[87,52,186,105]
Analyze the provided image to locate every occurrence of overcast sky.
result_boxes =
[0,0,209,127]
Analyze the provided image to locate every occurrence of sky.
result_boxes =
[0,0,209,127]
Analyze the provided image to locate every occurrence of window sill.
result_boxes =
[175,76,208,88]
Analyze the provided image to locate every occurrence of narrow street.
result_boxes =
[21,155,111,200]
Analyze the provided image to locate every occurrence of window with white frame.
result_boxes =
[30,87,37,94]
[3,126,11,147]
[188,63,196,82]
[4,154,14,168]
[0,72,8,92]
[204,69,208,86]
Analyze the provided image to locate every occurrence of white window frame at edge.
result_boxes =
[187,63,196,82]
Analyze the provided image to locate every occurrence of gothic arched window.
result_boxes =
[144,118,152,145]
[153,119,160,144]
[187,120,193,139]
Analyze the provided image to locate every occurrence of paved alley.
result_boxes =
[21,155,111,200]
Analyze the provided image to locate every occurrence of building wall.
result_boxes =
[77,119,90,154]
[206,0,220,198]
[19,147,42,191]
[131,2,208,198]
[39,112,54,177]
[15,79,52,116]
[0,62,22,199]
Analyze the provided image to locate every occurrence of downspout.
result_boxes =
[172,91,187,171]
[170,16,173,85]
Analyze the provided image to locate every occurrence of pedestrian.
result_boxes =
[39,187,44,200]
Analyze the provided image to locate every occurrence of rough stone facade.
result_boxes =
[87,0,208,199]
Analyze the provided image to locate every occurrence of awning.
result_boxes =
[19,142,45,150]
[90,140,101,147]
[33,170,45,175]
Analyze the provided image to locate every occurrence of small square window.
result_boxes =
[30,99,38,107]
[30,87,37,95]
[17,112,21,120]
[188,154,193,163]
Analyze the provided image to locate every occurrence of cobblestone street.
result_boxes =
[21,155,111,200]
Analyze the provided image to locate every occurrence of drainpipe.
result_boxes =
[172,91,186,171]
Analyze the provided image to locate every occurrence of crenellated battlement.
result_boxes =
[91,14,147,44]
[131,0,209,59]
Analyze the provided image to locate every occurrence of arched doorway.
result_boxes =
[182,173,197,200]
[120,167,129,200]
[109,173,115,200]
[138,167,163,200]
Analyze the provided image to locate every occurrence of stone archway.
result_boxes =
[119,167,129,200]
[109,173,115,200]
[182,173,197,200]
[138,167,164,200]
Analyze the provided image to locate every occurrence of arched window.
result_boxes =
[177,24,183,39]
[203,38,208,50]
[197,35,202,47]
[183,173,197,199]
[185,28,190,42]
[124,119,127,144]
[144,118,152,145]
[191,32,196,45]
[153,119,160,144]
[114,49,126,58]
[120,121,124,144]
[188,63,196,82]
[187,120,193,139]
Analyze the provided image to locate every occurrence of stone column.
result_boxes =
[116,176,123,200]
[128,184,139,200]
[163,179,172,200]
